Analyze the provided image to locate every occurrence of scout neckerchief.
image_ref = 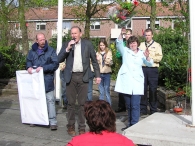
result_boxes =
[145,40,154,49]
[100,52,105,67]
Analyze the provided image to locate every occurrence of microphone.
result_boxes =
[70,38,76,51]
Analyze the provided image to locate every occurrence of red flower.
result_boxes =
[176,88,186,96]
[120,15,126,20]
[133,0,139,6]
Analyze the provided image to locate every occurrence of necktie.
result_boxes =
[72,45,75,57]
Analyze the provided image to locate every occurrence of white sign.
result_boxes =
[16,70,49,125]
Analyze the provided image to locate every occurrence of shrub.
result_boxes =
[110,43,122,80]
[49,31,72,50]
[154,27,188,90]
[0,45,26,78]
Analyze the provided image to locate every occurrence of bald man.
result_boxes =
[26,33,59,130]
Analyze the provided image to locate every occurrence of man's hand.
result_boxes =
[95,77,101,84]
[66,39,75,52]
[59,62,66,71]
[27,67,33,74]
[36,67,43,72]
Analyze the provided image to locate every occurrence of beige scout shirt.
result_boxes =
[96,50,113,73]
[139,40,163,67]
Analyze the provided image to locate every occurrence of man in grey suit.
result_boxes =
[58,26,101,136]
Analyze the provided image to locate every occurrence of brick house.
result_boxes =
[13,2,183,42]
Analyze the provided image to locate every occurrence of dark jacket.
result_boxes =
[26,41,59,92]
[58,39,100,83]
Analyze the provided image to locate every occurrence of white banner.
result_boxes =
[16,70,49,125]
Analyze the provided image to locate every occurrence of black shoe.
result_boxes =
[50,125,58,131]
[115,107,126,113]
[121,126,129,131]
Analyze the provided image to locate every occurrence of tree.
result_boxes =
[149,0,156,31]
[18,0,29,55]
[25,0,58,7]
[65,0,115,39]
[170,0,189,36]
[0,0,16,46]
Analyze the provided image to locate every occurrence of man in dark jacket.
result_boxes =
[26,33,59,130]
[58,26,101,136]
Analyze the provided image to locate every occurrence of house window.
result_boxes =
[117,21,132,29]
[99,0,114,3]
[36,22,46,30]
[172,20,185,30]
[62,21,71,30]
[147,19,160,29]
[90,21,100,30]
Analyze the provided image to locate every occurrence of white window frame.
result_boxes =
[36,22,46,30]
[90,21,100,30]
[117,20,132,29]
[98,0,114,4]
[147,19,160,29]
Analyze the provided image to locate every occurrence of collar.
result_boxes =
[32,40,48,52]
[146,40,154,45]
[76,39,81,45]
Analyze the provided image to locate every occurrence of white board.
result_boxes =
[16,70,49,125]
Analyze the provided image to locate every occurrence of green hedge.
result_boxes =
[154,27,189,90]
[0,45,26,78]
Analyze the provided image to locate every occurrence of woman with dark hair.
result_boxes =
[67,100,134,146]
[115,28,153,131]
[96,39,113,105]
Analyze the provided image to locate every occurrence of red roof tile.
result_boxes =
[24,2,184,21]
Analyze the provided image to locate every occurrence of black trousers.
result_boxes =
[66,72,88,130]
[140,67,159,114]
[118,93,126,110]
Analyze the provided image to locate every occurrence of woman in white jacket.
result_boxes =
[115,29,153,131]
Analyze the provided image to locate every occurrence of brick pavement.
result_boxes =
[0,94,127,146]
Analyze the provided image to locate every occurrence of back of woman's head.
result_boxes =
[84,100,116,134]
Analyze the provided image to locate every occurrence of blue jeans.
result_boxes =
[46,91,57,125]
[123,94,141,127]
[87,72,95,101]
[60,70,68,105]
[99,73,111,105]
